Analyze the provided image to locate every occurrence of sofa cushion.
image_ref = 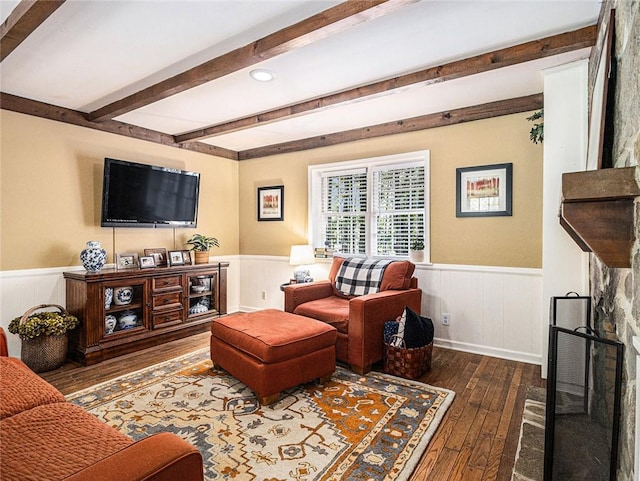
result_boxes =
[0,401,133,481]
[211,309,337,364]
[293,297,350,334]
[328,257,415,297]
[0,357,66,420]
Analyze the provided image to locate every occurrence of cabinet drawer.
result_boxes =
[152,275,182,291]
[152,291,183,310]
[152,309,183,328]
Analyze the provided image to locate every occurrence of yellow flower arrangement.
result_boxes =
[8,311,79,340]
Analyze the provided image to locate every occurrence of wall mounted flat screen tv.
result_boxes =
[101,158,200,228]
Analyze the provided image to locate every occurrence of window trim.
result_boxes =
[308,150,430,262]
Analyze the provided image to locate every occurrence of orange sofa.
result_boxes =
[284,257,422,374]
[0,329,204,481]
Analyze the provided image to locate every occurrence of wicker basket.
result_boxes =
[384,335,433,380]
[19,304,70,373]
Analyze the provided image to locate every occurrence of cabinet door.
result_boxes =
[187,271,219,318]
[103,279,148,338]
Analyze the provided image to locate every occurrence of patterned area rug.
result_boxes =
[68,349,454,481]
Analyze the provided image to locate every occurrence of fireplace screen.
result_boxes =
[544,326,623,480]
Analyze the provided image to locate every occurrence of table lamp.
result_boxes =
[289,245,315,283]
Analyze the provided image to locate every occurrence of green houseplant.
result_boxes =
[8,304,79,373]
[410,238,425,263]
[186,234,220,264]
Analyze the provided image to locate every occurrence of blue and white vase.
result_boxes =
[104,288,113,309]
[80,241,107,273]
[118,311,138,329]
[114,286,133,305]
[105,315,117,335]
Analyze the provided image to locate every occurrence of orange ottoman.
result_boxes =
[210,309,337,405]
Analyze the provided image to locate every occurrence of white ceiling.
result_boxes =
[0,0,600,154]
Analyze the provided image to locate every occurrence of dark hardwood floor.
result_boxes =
[40,333,543,481]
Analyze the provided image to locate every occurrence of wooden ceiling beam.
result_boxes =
[0,93,238,160]
[177,25,595,143]
[1,0,66,61]
[237,94,544,160]
[87,0,417,122]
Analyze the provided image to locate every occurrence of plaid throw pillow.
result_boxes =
[335,258,393,296]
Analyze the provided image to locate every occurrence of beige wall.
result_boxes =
[1,109,542,270]
[0,110,239,270]
[239,112,543,268]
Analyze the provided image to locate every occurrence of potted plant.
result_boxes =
[186,234,220,264]
[410,238,425,263]
[8,304,79,373]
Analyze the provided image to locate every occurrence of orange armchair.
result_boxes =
[284,257,421,374]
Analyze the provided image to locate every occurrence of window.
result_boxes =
[309,150,429,260]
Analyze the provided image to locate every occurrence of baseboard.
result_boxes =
[235,307,541,365]
[238,305,262,313]
[434,338,542,365]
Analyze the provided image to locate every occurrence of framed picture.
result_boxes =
[168,250,184,266]
[181,250,192,265]
[116,252,139,269]
[139,256,156,269]
[586,9,615,171]
[257,185,284,221]
[144,248,167,267]
[195,276,211,291]
[456,163,512,217]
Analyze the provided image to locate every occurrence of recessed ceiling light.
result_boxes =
[249,69,276,82]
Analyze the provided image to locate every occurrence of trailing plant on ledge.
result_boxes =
[527,109,544,144]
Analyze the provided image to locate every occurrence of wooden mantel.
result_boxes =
[560,167,640,268]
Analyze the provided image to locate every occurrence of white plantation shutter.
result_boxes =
[321,169,367,255]
[372,163,425,256]
[310,151,429,260]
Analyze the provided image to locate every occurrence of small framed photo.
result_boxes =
[168,250,184,266]
[456,163,513,217]
[116,252,139,269]
[139,256,156,269]
[257,185,284,221]
[144,248,167,267]
[181,250,192,265]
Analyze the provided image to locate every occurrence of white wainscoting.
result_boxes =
[416,263,542,365]
[1,256,541,365]
[237,257,543,365]
[0,256,241,358]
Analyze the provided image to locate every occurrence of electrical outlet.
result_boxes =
[442,313,450,326]
[261,290,267,300]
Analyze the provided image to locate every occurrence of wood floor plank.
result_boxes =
[39,337,543,481]
[483,436,506,481]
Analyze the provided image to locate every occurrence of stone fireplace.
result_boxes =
[585,1,640,480]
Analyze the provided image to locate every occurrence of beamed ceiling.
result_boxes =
[0,0,601,160]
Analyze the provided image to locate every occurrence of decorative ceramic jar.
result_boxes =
[80,241,107,273]
[105,315,117,335]
[118,311,137,329]
[104,288,113,309]
[114,286,133,305]
[189,302,208,315]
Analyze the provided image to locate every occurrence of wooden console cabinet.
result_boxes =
[64,262,228,365]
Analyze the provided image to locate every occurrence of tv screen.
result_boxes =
[101,158,200,228]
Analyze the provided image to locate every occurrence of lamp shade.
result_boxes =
[289,245,314,266]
